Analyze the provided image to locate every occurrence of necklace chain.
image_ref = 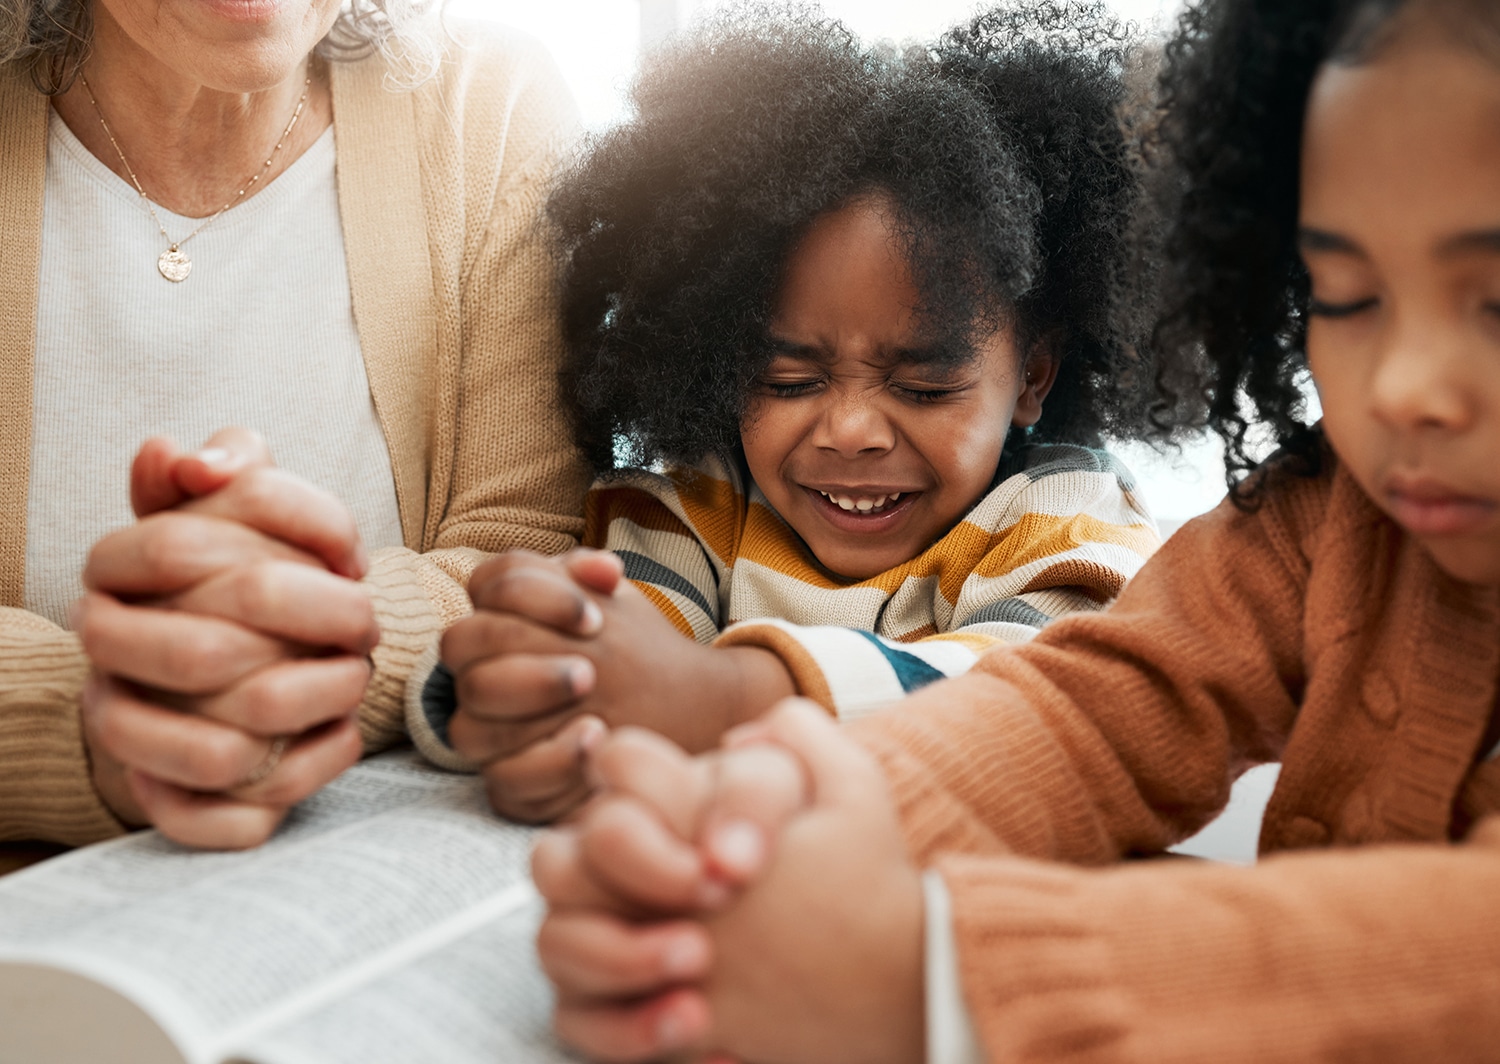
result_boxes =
[78,71,312,280]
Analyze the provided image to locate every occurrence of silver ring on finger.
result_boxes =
[239,735,290,788]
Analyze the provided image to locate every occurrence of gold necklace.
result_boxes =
[78,73,312,283]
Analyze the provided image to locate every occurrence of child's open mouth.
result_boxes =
[804,486,920,531]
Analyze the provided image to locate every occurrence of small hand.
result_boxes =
[78,429,377,849]
[536,701,925,1064]
[444,549,796,823]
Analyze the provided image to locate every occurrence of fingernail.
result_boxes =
[695,877,732,911]
[575,716,607,755]
[655,1009,684,1050]
[566,657,596,697]
[661,935,705,978]
[577,599,603,636]
[709,820,764,878]
[196,447,231,468]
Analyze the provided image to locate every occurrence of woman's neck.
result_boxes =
[50,7,334,219]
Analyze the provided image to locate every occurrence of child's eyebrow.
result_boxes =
[1435,229,1500,259]
[767,338,827,361]
[1297,227,1364,256]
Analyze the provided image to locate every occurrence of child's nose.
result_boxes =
[1369,322,1475,435]
[812,391,896,456]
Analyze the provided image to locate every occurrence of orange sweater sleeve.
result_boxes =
[934,820,1500,1059]
[854,467,1500,1054]
[851,470,1323,866]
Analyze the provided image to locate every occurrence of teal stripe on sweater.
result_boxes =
[854,631,946,693]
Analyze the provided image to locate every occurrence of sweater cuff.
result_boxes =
[924,870,985,1064]
[403,638,479,772]
[360,548,457,752]
[0,614,127,845]
[715,619,976,721]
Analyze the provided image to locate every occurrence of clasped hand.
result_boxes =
[77,430,377,849]
[531,701,927,1064]
[441,549,795,823]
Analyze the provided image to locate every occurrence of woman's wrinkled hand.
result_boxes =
[76,429,378,850]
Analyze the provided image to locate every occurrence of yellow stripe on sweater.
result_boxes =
[632,580,696,638]
[671,466,744,567]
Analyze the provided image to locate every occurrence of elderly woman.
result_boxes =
[0,0,588,849]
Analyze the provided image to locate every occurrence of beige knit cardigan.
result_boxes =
[0,29,590,845]
[855,457,1500,1059]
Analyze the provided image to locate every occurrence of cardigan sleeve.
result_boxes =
[359,37,592,750]
[717,447,1160,722]
[935,818,1500,1060]
[849,464,1324,866]
[0,608,126,845]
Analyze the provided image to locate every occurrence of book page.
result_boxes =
[228,896,577,1064]
[0,752,549,1063]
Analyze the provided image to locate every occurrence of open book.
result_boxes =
[0,751,576,1064]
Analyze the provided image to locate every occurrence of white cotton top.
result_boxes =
[25,110,405,626]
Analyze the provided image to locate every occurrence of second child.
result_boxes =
[413,4,1170,820]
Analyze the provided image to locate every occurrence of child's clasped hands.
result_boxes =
[530,701,925,1064]
[438,548,794,822]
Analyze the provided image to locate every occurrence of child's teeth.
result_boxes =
[818,490,906,513]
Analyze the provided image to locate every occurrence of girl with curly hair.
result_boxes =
[410,2,1172,821]
[530,0,1500,1059]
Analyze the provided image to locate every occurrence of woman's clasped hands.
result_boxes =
[76,429,378,850]
[532,701,928,1064]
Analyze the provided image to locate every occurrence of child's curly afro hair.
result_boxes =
[551,1,1160,473]
[1149,0,1500,495]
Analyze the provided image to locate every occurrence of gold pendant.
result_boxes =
[158,247,192,283]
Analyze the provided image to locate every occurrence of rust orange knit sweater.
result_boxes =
[853,454,1500,1059]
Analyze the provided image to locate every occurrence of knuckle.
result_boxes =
[232,468,282,515]
[487,775,551,826]
[456,659,519,711]
[165,627,238,689]
[89,692,132,757]
[139,517,207,581]
[470,551,545,604]
[210,810,282,852]
[325,658,372,713]
[194,732,254,791]
[235,562,286,620]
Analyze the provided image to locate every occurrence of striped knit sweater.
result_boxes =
[406,442,1158,762]
[588,444,1158,720]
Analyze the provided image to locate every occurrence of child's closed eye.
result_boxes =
[891,383,964,403]
[1307,295,1380,319]
[759,378,824,398]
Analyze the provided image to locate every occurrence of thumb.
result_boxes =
[563,548,625,596]
[754,698,885,809]
[172,427,275,498]
[130,436,187,516]
[696,741,810,886]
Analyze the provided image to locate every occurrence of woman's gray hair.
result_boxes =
[1,0,445,94]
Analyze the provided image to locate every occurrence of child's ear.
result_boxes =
[1011,341,1061,428]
